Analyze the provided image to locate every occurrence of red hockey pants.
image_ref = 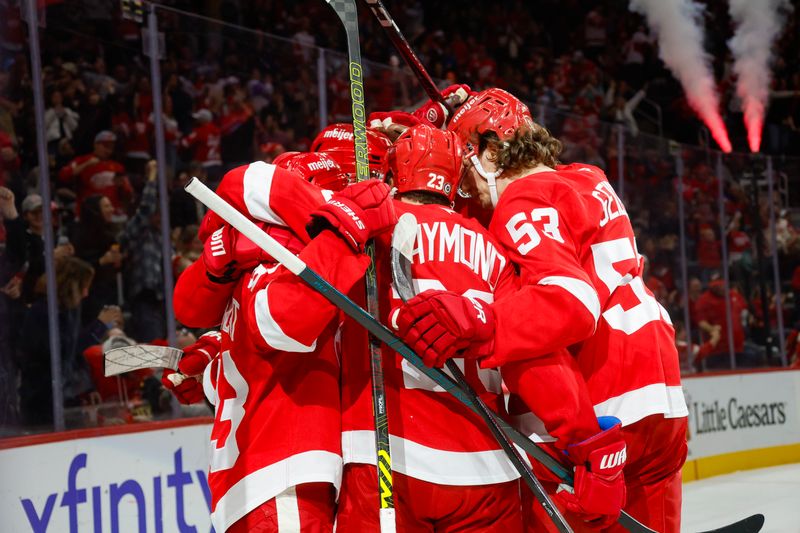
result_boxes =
[227,482,336,533]
[335,463,524,532]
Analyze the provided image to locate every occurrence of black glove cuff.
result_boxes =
[306,215,335,240]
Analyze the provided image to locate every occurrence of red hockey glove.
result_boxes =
[412,84,474,128]
[308,180,397,251]
[161,332,221,404]
[555,417,627,529]
[203,224,304,283]
[391,290,494,367]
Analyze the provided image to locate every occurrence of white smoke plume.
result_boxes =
[630,0,731,152]
[728,0,792,152]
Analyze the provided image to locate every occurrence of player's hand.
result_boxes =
[390,290,494,367]
[555,416,627,529]
[308,180,397,251]
[413,84,474,128]
[203,223,298,283]
[368,111,420,141]
[161,331,221,404]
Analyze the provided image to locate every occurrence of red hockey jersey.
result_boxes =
[181,122,222,166]
[340,202,522,485]
[485,163,687,446]
[205,228,368,531]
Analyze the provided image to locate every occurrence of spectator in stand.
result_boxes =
[0,132,22,196]
[71,88,111,155]
[44,89,80,157]
[622,25,654,87]
[180,109,222,187]
[694,277,750,369]
[726,211,754,292]
[674,320,720,372]
[58,131,133,219]
[118,161,166,342]
[118,109,153,189]
[219,82,255,170]
[17,257,120,427]
[169,166,204,229]
[82,328,154,403]
[602,80,647,136]
[583,8,607,61]
[0,186,22,429]
[73,195,123,322]
[4,193,75,303]
[697,223,722,281]
[172,224,201,278]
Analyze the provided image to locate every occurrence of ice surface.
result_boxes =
[682,463,800,532]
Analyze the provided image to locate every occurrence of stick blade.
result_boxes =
[698,514,765,533]
[390,212,418,302]
[104,345,183,376]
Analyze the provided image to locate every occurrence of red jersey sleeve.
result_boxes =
[240,231,370,353]
[483,180,600,367]
[173,260,235,328]
[216,162,328,242]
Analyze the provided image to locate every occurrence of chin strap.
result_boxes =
[469,153,502,206]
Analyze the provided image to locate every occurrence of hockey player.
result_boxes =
[167,158,360,532]
[253,124,524,531]
[310,122,392,180]
[337,124,523,532]
[392,89,688,532]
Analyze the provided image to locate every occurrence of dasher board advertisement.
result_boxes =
[0,421,214,533]
[683,369,800,461]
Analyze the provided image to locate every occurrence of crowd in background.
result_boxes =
[0,0,798,434]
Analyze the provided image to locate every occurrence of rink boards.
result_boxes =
[1,370,799,531]
[682,368,800,481]
[0,418,214,532]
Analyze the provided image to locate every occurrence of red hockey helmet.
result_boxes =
[447,88,533,157]
[384,124,463,203]
[274,151,349,191]
[311,123,392,177]
[272,151,301,167]
[310,123,355,152]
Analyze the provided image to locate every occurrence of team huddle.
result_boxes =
[162,86,688,532]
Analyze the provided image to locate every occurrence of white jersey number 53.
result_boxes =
[505,207,565,255]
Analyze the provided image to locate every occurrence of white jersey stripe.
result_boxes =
[255,285,318,353]
[342,430,520,485]
[276,486,302,532]
[538,275,601,325]
[593,384,689,426]
[211,450,342,533]
[243,161,286,225]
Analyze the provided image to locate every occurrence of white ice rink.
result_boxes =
[682,463,800,532]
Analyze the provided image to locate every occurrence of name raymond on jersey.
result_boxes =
[414,221,507,288]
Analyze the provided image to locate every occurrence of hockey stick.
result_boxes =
[324,1,396,530]
[104,345,200,387]
[361,0,450,113]
[189,177,731,533]
[390,213,572,533]
[104,344,182,376]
